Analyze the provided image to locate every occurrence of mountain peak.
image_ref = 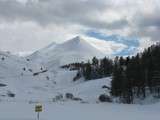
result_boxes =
[74,36,82,39]
[30,35,106,65]
[72,36,84,43]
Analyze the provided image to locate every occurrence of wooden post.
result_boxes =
[37,112,39,120]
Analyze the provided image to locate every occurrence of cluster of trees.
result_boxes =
[61,57,113,81]
[61,63,83,71]
[111,43,160,103]
[82,57,113,80]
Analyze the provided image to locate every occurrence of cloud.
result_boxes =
[82,36,127,55]
[137,37,155,52]
[0,0,105,24]
[130,12,160,42]
[0,21,82,52]
[0,0,130,30]
[0,0,159,54]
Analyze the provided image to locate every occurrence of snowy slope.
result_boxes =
[0,49,112,103]
[0,51,57,101]
[0,51,47,76]
[58,76,112,102]
[0,51,27,76]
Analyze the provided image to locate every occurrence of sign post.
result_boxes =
[35,104,42,120]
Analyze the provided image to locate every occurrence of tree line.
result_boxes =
[111,43,160,103]
[61,57,113,81]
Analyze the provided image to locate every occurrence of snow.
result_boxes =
[29,36,106,67]
[0,102,160,120]
[0,49,110,103]
[57,76,111,102]
[0,36,160,120]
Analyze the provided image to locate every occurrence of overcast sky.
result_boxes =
[0,0,159,55]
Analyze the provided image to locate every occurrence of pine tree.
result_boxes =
[83,61,92,80]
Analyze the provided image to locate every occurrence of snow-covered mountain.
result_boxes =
[29,36,106,68]
[1,35,159,120]
[0,36,109,103]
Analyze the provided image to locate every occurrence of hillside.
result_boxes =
[0,36,110,103]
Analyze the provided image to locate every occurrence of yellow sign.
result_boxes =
[35,105,42,112]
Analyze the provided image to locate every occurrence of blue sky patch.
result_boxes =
[86,30,140,56]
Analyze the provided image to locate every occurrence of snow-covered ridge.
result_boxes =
[29,36,106,67]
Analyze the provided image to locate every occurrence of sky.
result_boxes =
[0,0,159,56]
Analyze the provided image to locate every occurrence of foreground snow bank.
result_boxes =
[58,77,112,102]
[0,102,160,120]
